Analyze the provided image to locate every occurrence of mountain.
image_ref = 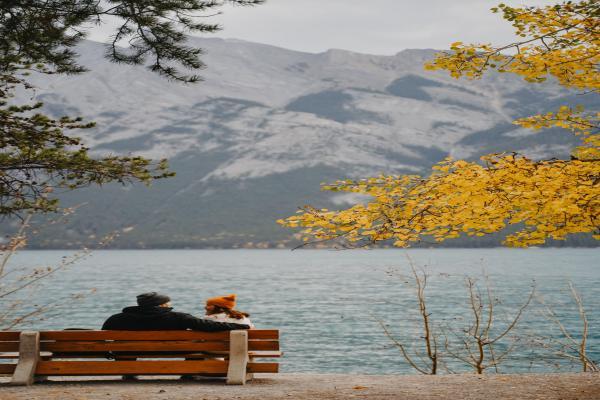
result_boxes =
[7,38,595,248]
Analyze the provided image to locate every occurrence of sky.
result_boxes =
[87,0,559,55]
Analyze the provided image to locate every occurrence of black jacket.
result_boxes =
[101,306,249,331]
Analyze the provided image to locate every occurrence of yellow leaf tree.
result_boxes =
[278,1,599,248]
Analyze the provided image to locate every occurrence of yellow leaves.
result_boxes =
[426,1,600,91]
[452,160,469,169]
[573,146,600,162]
[279,0,600,249]
[515,106,597,137]
[514,106,600,161]
[278,153,600,248]
[393,239,408,247]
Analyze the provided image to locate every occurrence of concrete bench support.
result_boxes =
[226,330,248,385]
[0,329,278,384]
[10,331,40,386]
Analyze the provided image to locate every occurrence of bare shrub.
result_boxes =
[379,260,544,374]
[376,255,441,374]
[535,282,599,372]
[442,276,535,374]
[0,214,114,330]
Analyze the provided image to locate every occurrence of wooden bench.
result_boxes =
[0,329,280,386]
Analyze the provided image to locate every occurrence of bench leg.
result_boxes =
[10,331,40,386]
[226,330,248,385]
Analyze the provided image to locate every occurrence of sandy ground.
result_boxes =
[1,373,599,400]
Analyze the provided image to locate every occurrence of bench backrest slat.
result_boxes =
[2,330,279,354]
[0,332,20,341]
[38,330,278,341]
[0,342,19,352]
[40,341,231,352]
[38,340,278,353]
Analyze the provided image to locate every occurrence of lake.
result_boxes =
[3,248,600,374]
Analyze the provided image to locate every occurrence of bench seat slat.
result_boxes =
[36,360,229,375]
[0,364,16,374]
[39,330,278,341]
[247,362,279,373]
[34,361,279,376]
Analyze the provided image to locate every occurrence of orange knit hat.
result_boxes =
[206,294,236,310]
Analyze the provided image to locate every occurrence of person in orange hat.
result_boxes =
[204,294,255,328]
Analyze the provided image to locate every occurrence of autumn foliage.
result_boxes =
[279,1,599,247]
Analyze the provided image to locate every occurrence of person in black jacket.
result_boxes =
[102,292,249,331]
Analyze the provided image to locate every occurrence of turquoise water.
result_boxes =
[3,248,599,374]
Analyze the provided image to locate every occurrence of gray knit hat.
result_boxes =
[137,292,171,307]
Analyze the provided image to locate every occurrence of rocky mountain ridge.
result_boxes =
[10,38,593,248]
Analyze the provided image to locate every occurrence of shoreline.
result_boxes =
[2,372,599,399]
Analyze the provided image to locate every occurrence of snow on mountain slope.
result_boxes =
[27,39,571,177]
